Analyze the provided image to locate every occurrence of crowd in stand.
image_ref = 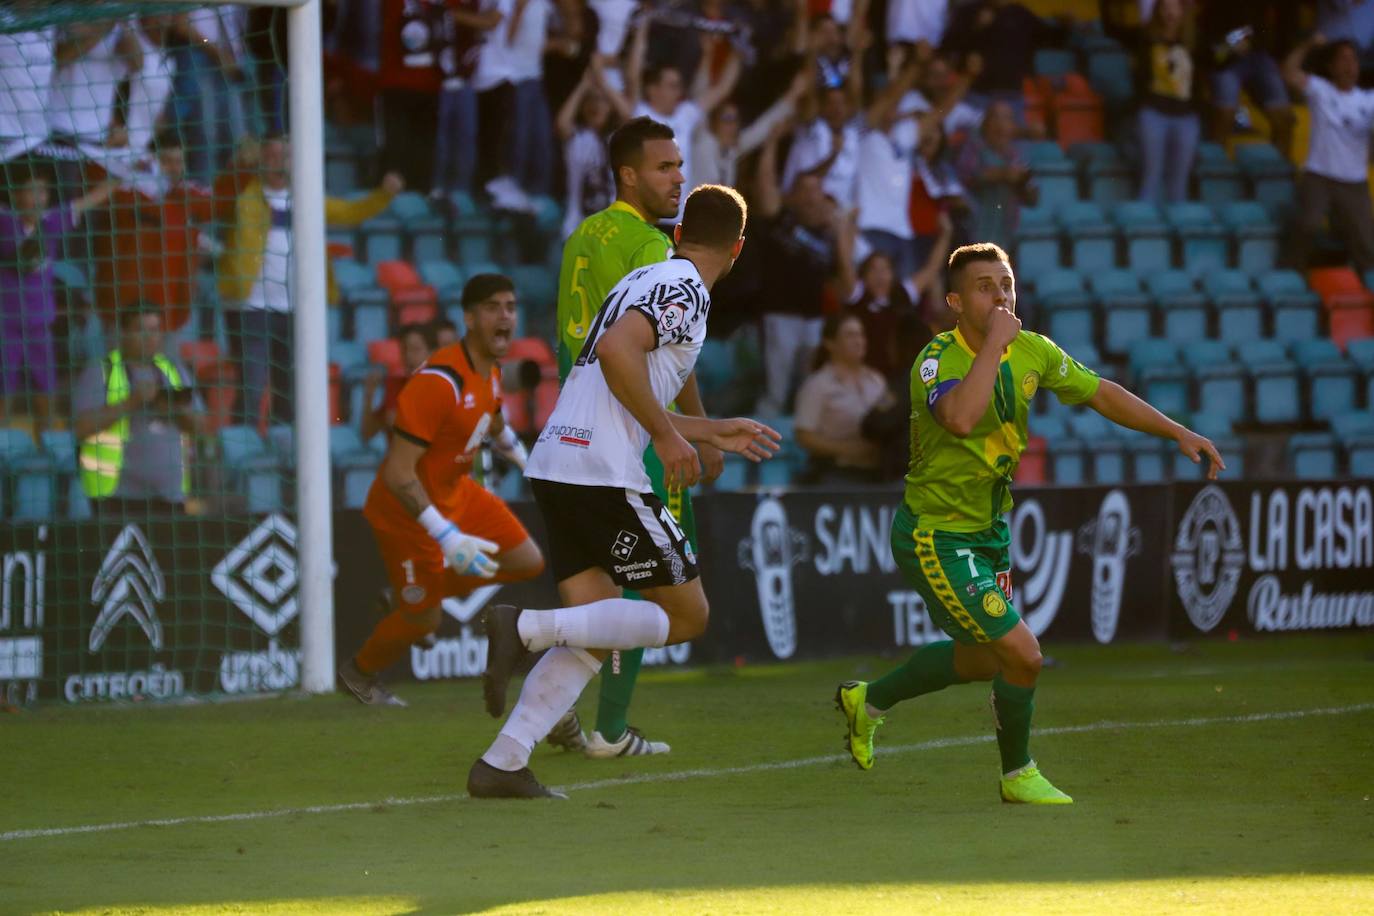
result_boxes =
[0,1,1370,508]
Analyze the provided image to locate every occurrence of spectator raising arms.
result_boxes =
[556,60,623,239]
[0,162,116,439]
[845,251,931,379]
[1199,0,1295,160]
[794,312,895,485]
[1284,33,1374,274]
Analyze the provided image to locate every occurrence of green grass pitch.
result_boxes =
[3,634,1372,914]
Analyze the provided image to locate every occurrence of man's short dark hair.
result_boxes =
[947,242,1011,287]
[462,273,515,310]
[398,322,437,349]
[643,64,680,89]
[677,184,747,248]
[432,317,458,335]
[609,116,676,181]
[117,303,165,331]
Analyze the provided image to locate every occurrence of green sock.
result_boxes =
[865,640,964,711]
[595,647,644,742]
[992,675,1036,775]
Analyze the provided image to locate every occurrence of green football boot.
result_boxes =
[999,764,1073,804]
[835,681,885,770]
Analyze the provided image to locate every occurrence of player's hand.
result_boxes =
[434,526,500,578]
[697,442,725,483]
[1176,428,1226,480]
[707,418,782,463]
[986,306,1022,352]
[653,428,702,490]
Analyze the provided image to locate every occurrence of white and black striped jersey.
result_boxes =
[526,257,710,491]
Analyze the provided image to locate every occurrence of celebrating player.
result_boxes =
[547,115,723,759]
[467,185,779,799]
[836,243,1224,804]
[338,274,543,706]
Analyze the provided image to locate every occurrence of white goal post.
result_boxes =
[166,0,335,693]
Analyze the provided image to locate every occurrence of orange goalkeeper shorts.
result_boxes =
[369,476,530,609]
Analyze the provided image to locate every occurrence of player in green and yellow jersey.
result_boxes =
[544,116,723,759]
[836,243,1225,804]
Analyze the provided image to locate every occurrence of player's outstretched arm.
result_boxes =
[380,435,499,576]
[1087,378,1226,480]
[673,371,725,481]
[597,311,702,489]
[670,414,781,462]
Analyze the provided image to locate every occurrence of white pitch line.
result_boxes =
[3,702,1370,843]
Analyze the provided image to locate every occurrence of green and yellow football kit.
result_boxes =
[838,325,1095,798]
[556,200,691,744]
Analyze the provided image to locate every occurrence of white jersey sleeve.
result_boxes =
[526,259,711,491]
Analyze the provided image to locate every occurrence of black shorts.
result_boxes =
[530,478,699,590]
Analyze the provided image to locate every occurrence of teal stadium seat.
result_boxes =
[1129,338,1190,417]
[1113,202,1170,274]
[1220,201,1279,273]
[1287,432,1338,479]
[420,259,466,312]
[1070,410,1125,483]
[1012,205,1060,282]
[357,207,404,267]
[1204,270,1264,344]
[219,425,283,514]
[1087,50,1134,107]
[1059,201,1116,271]
[1147,270,1208,342]
[509,264,557,317]
[1175,411,1243,479]
[1069,142,1132,205]
[1235,144,1296,215]
[353,305,388,346]
[1194,145,1244,205]
[329,425,381,509]
[712,456,750,492]
[1119,426,1169,482]
[1331,412,1374,477]
[1034,269,1094,344]
[1258,270,1321,341]
[1290,339,1358,421]
[1239,339,1301,424]
[1033,48,1075,77]
[1166,202,1227,277]
[1091,269,1152,356]
[388,192,447,263]
[1346,336,1374,406]
[1182,339,1247,423]
[1023,141,1079,209]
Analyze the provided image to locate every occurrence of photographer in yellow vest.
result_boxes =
[74,305,208,518]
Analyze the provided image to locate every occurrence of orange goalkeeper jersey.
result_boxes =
[364,341,502,528]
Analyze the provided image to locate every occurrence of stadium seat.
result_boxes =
[328,425,380,509]
[1219,201,1279,273]
[375,260,422,296]
[327,306,343,348]
[1086,49,1133,107]
[268,424,294,466]
[1052,75,1105,148]
[1059,201,1115,272]
[367,339,404,376]
[353,305,388,347]
[1071,411,1125,483]
[1310,268,1374,349]
[1012,206,1061,282]
[1047,435,1086,485]
[509,265,558,316]
[1331,411,1374,476]
[358,214,404,267]
[1182,340,1247,423]
[1034,269,1094,344]
[1195,152,1244,206]
[1256,270,1321,341]
[1204,270,1264,344]
[389,192,447,263]
[419,259,465,298]
[1024,142,1078,209]
[333,259,375,297]
[1147,270,1208,342]
[1090,269,1152,356]
[1033,48,1075,77]
[1119,426,1169,483]
[1113,202,1170,274]
[1291,339,1358,421]
[1166,202,1227,277]
[1346,336,1374,406]
[713,456,750,492]
[1070,142,1132,204]
[1129,339,1189,417]
[1239,339,1302,424]
[1287,432,1339,479]
[1235,143,1296,211]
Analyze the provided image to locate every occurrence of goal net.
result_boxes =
[0,0,336,707]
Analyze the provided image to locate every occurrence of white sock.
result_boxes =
[481,647,602,772]
[515,598,670,652]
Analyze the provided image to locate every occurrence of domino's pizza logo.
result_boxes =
[612,530,639,562]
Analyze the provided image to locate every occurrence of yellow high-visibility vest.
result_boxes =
[79,350,190,498]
